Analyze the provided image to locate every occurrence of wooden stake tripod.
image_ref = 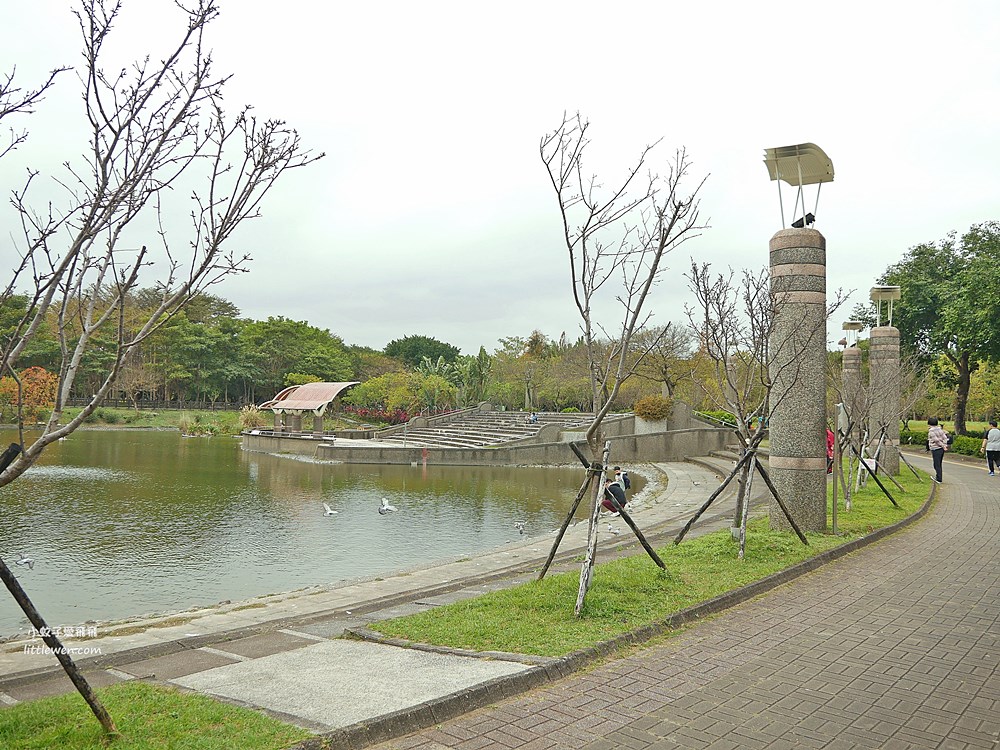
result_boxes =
[538,441,665,616]
[673,430,808,550]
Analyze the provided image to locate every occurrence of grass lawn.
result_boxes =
[38,407,360,435]
[372,460,930,657]
[0,682,310,750]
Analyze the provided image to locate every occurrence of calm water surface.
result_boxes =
[0,430,617,637]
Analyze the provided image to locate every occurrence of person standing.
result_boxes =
[981,420,1000,476]
[927,417,949,483]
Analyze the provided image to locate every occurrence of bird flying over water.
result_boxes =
[15,553,34,570]
[322,503,338,516]
[378,497,398,515]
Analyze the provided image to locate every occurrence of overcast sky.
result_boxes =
[3,1,998,355]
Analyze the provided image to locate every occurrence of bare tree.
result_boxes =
[630,323,694,398]
[540,112,708,458]
[0,0,320,733]
[681,262,847,557]
[1,66,66,162]
[539,113,706,613]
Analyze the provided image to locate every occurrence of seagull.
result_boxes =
[15,553,34,571]
[607,524,621,536]
[322,503,338,516]
[378,497,398,515]
[513,521,526,535]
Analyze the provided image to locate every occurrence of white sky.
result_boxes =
[3,1,999,355]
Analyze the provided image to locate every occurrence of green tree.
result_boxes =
[348,345,405,381]
[453,347,493,406]
[384,334,460,368]
[879,222,1000,434]
[240,317,353,400]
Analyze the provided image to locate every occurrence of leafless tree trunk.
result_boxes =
[1,0,320,733]
[540,112,707,461]
[684,262,845,554]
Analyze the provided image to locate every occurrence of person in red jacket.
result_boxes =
[826,427,835,474]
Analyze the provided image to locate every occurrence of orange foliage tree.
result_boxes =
[0,367,58,423]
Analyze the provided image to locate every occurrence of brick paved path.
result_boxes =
[373,456,999,750]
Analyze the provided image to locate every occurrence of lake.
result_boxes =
[0,429,606,638]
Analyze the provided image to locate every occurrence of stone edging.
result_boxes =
[296,482,937,750]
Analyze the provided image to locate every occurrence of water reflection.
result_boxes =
[0,430,627,637]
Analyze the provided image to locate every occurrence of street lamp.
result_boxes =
[869,286,901,327]
[842,320,864,347]
[763,143,835,229]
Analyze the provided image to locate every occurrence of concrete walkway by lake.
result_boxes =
[364,452,998,750]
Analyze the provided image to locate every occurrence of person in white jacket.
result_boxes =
[980,420,1000,476]
[927,417,949,483]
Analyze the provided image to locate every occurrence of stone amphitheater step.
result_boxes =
[376,410,602,450]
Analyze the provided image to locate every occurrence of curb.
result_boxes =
[295,481,937,750]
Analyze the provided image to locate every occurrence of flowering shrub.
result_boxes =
[342,405,409,425]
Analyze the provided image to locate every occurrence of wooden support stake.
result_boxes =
[602,490,666,570]
[673,448,755,545]
[0,558,118,735]
[898,448,922,480]
[751,457,809,545]
[850,442,899,507]
[538,471,594,581]
[575,442,611,616]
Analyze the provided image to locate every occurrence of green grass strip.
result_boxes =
[0,682,310,750]
[373,463,929,657]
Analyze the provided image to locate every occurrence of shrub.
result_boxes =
[900,428,980,457]
[952,435,981,456]
[633,395,673,421]
[561,406,580,413]
[696,409,738,427]
[900,428,927,446]
[240,405,267,430]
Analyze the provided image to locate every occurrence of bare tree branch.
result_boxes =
[540,112,708,457]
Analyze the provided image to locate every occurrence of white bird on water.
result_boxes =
[15,553,34,570]
[513,521,526,535]
[607,524,621,536]
[378,497,398,515]
[322,503,338,516]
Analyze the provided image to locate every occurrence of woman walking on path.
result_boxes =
[981,420,1000,476]
[927,417,949,483]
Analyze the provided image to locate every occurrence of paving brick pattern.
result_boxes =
[370,458,999,749]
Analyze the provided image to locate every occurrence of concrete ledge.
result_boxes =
[305,481,937,750]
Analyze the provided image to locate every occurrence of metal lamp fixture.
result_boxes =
[842,320,864,347]
[763,143,834,229]
[869,286,901,327]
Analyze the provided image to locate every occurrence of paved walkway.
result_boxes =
[366,453,998,750]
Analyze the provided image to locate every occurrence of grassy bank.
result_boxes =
[0,682,309,750]
[372,462,929,656]
[13,406,361,435]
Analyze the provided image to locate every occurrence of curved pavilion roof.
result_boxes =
[259,381,360,416]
